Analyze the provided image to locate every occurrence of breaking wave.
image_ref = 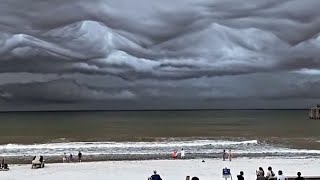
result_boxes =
[0,139,319,158]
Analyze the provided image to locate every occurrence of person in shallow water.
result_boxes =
[150,170,162,180]
[223,149,226,161]
[172,150,178,159]
[180,148,185,159]
[78,151,82,162]
[228,150,232,161]
[237,171,244,180]
[69,153,73,162]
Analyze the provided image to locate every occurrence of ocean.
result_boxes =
[0,110,319,160]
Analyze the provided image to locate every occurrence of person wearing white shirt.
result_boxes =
[277,170,288,180]
[180,148,185,159]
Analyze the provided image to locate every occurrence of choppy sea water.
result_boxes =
[0,110,319,160]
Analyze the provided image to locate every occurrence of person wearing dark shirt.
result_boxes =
[295,172,305,180]
[151,170,162,180]
[78,151,82,162]
[237,171,244,180]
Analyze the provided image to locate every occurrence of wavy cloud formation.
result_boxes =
[0,0,320,110]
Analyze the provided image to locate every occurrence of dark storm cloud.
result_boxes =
[0,0,320,109]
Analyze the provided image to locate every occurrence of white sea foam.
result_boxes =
[0,139,319,157]
[0,140,258,150]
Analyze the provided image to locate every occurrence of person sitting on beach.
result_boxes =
[151,170,162,180]
[277,170,287,180]
[78,151,82,162]
[266,167,275,179]
[191,177,199,180]
[256,174,266,180]
[256,167,265,177]
[180,148,185,159]
[237,171,244,180]
[295,172,305,180]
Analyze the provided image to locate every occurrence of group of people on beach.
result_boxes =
[236,166,305,180]
[222,149,232,161]
[63,151,82,163]
[172,148,185,159]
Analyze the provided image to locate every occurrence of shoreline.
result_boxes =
[1,158,320,180]
[1,154,318,165]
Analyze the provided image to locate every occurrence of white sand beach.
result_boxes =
[1,158,320,180]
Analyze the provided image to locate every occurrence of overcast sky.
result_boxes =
[0,0,320,111]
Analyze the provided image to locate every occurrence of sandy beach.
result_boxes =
[1,158,319,180]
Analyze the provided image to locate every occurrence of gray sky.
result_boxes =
[0,0,320,110]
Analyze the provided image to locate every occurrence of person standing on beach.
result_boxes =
[180,148,185,159]
[151,170,162,180]
[228,150,232,161]
[78,151,82,162]
[222,149,226,161]
[277,170,287,180]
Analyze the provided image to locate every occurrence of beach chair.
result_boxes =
[31,156,45,169]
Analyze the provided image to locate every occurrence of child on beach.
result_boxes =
[180,148,185,159]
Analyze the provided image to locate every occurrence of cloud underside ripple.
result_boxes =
[0,0,320,108]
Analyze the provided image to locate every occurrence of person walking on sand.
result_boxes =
[180,148,185,159]
[228,149,232,161]
[151,170,162,180]
[277,170,287,180]
[78,151,82,162]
